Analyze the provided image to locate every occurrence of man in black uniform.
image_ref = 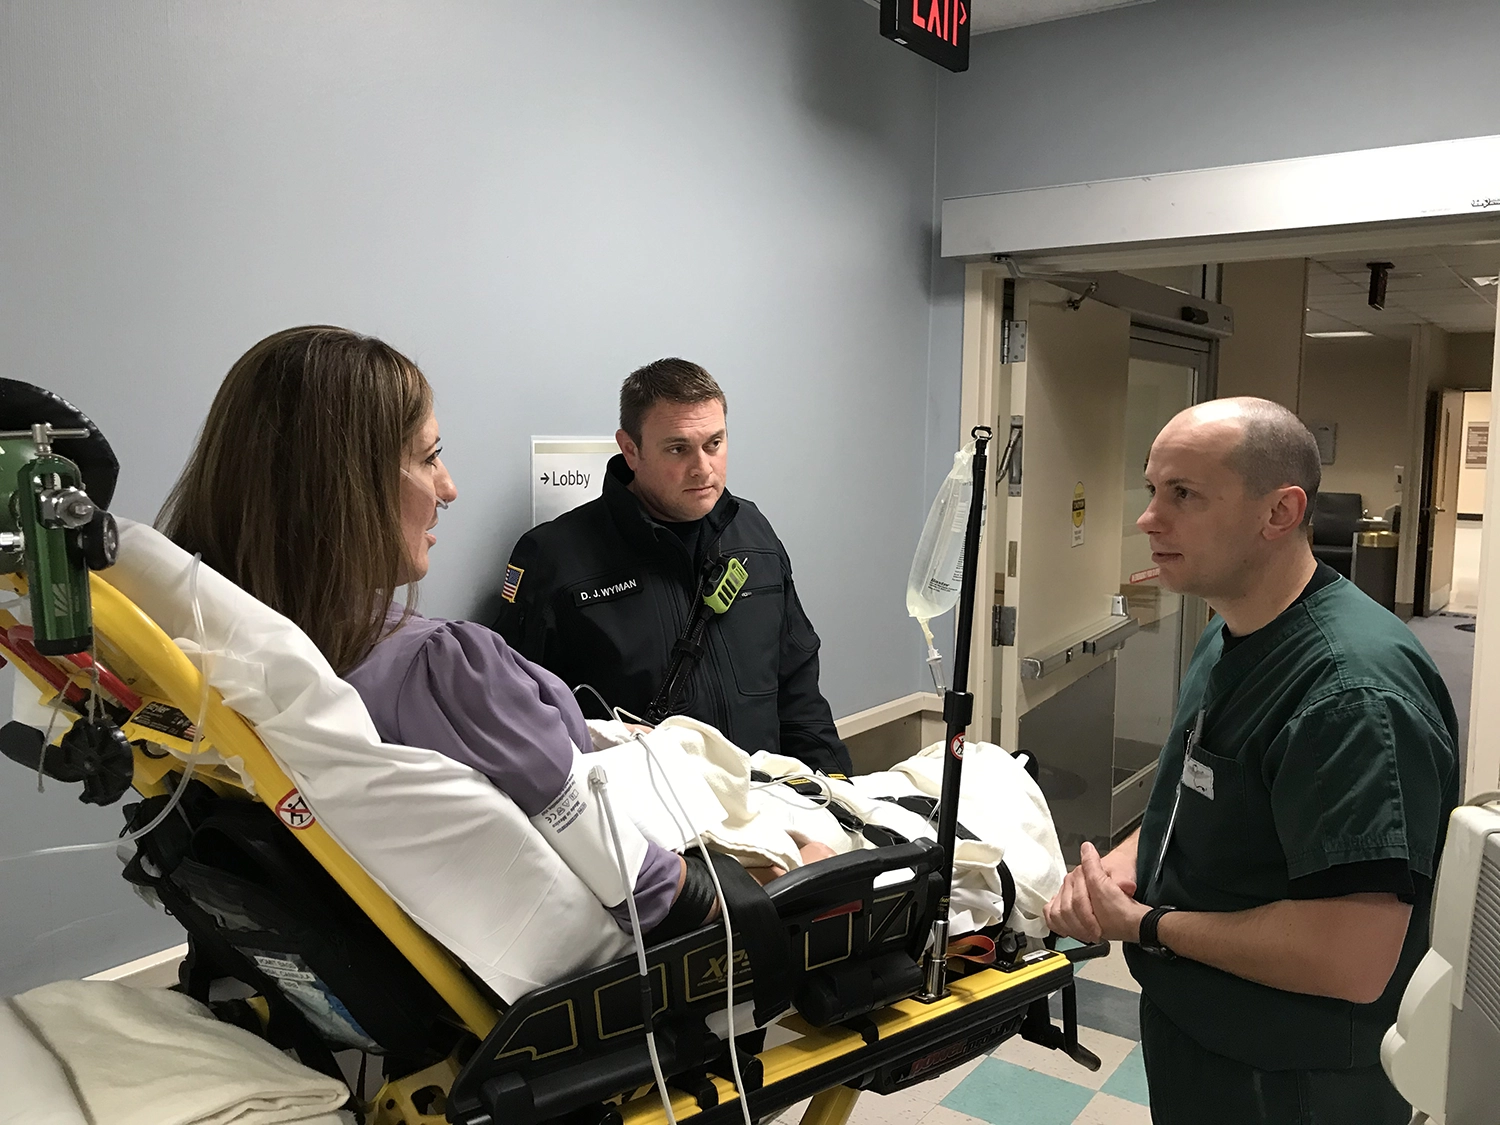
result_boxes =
[492,358,853,777]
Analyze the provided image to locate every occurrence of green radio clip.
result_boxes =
[703,557,748,615]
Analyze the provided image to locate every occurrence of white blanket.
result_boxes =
[0,981,348,1125]
[585,718,1063,936]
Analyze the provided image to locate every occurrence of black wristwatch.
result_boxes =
[1138,905,1178,959]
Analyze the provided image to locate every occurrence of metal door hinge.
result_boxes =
[1001,320,1027,364]
[993,605,1017,647]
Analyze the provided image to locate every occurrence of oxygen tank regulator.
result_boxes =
[0,385,135,809]
[0,422,119,654]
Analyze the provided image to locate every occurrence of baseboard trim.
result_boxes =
[834,691,943,740]
[85,942,187,989]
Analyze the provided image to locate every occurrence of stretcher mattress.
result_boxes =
[81,522,1060,1002]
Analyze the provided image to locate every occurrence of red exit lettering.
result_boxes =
[910,0,967,46]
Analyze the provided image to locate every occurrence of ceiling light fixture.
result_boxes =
[1473,275,1500,286]
[1306,330,1375,338]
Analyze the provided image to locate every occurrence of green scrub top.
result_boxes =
[1124,569,1459,1072]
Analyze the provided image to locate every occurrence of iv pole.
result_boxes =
[919,424,992,1002]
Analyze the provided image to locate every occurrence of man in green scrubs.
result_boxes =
[1045,397,1459,1124]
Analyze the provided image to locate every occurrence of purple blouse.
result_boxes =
[344,609,680,932]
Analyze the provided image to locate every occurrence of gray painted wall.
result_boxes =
[0,0,939,992]
[925,0,1500,495]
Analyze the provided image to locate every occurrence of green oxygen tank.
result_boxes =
[0,423,117,656]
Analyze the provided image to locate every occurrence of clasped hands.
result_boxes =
[1043,841,1151,944]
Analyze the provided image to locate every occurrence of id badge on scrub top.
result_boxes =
[1182,756,1214,800]
[1146,708,1209,899]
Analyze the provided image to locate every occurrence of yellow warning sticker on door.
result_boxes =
[1071,482,1085,547]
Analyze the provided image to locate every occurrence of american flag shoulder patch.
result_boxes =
[501,564,525,603]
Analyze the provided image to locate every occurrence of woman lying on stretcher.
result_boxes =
[157,326,833,942]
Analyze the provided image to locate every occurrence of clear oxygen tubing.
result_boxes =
[2,553,210,862]
[572,683,616,723]
[400,466,449,510]
[34,690,69,793]
[616,717,756,1125]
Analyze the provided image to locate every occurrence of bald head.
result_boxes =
[1164,397,1321,524]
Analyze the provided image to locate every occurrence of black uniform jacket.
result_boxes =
[492,455,853,777]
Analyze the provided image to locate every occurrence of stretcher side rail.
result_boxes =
[613,953,1080,1125]
[448,841,946,1125]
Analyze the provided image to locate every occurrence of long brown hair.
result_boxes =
[159,326,433,674]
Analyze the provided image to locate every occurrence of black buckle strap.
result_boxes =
[706,852,793,1027]
[876,795,979,841]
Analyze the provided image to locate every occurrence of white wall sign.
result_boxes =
[531,437,617,527]
[1467,422,1489,468]
[1310,421,1338,465]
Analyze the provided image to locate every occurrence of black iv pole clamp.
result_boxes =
[919,425,992,1003]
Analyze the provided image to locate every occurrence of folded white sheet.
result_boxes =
[0,993,85,1125]
[0,981,348,1125]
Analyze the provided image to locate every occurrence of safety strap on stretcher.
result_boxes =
[708,851,793,1026]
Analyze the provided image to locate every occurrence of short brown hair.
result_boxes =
[158,326,432,674]
[1221,397,1322,526]
[619,358,726,442]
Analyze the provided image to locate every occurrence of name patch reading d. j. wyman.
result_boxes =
[574,576,641,606]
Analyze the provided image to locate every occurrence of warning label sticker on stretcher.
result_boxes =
[128,700,197,741]
[274,789,317,830]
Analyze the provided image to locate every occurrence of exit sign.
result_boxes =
[881,0,970,73]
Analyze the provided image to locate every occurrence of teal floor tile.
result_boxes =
[942,1056,1096,1125]
[1048,978,1140,1040]
[1100,1044,1150,1107]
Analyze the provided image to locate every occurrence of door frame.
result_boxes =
[961,268,1225,753]
[1416,389,1467,616]
[1125,329,1215,697]
[946,141,1500,798]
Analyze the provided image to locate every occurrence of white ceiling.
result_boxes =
[865,0,1154,36]
[1305,244,1500,338]
[969,0,1153,33]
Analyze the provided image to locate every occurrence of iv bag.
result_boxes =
[907,440,982,624]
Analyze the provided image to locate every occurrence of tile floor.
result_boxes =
[779,942,1150,1125]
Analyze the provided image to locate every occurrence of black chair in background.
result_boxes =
[1311,492,1364,577]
